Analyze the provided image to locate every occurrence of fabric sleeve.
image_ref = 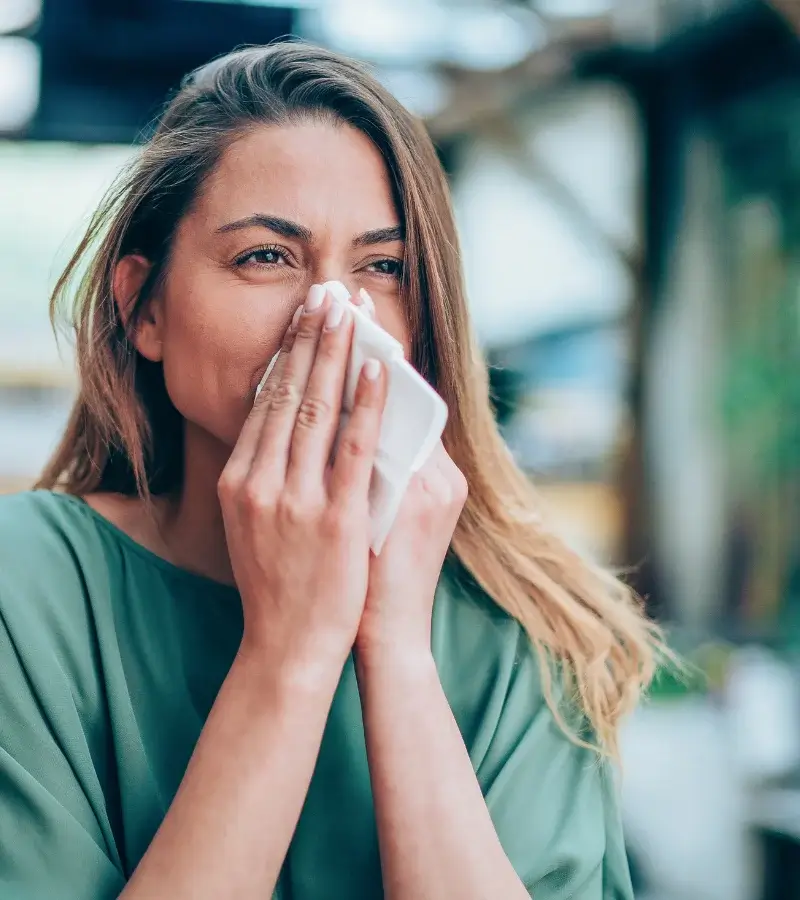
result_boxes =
[476,629,634,900]
[0,588,125,899]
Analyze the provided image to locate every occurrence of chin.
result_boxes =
[183,415,242,457]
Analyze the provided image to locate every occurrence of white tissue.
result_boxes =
[255,281,448,554]
[322,280,448,553]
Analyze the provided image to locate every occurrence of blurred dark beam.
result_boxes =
[589,0,800,616]
[426,19,614,141]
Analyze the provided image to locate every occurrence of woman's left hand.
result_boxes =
[355,441,468,660]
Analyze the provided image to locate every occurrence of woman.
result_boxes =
[0,42,659,899]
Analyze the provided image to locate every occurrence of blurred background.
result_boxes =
[1,0,799,896]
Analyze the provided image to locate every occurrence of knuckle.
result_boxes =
[252,385,274,411]
[277,495,315,528]
[338,433,369,461]
[315,334,342,363]
[296,395,333,430]
[294,317,319,343]
[416,472,449,508]
[269,380,299,413]
[423,481,443,506]
[241,482,271,519]
[252,389,270,410]
[217,471,240,505]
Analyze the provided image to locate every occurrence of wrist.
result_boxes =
[237,628,349,699]
[354,641,438,685]
[356,591,434,657]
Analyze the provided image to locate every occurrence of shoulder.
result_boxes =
[433,560,594,781]
[0,490,125,758]
[0,493,128,889]
[0,490,114,654]
[434,563,633,897]
[432,561,551,753]
[0,489,107,590]
[0,487,99,545]
[433,559,541,680]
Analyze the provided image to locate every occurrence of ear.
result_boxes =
[113,254,164,362]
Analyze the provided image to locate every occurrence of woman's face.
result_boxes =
[129,120,409,450]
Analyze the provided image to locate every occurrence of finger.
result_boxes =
[255,312,300,399]
[357,288,376,319]
[419,441,467,509]
[329,358,386,504]
[254,306,303,405]
[418,439,447,474]
[223,303,303,477]
[249,284,329,484]
[285,298,354,491]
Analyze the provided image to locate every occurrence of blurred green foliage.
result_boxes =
[720,273,800,486]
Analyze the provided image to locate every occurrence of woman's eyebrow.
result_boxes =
[352,225,404,247]
[215,214,313,242]
[215,214,404,248]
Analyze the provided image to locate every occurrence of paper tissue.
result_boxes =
[256,281,448,553]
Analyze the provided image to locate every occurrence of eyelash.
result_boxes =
[367,258,404,279]
[233,244,289,269]
[233,244,404,279]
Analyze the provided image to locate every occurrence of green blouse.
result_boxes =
[0,490,633,899]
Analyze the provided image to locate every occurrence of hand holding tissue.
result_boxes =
[256,281,448,554]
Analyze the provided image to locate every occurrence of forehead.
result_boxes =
[193,120,399,234]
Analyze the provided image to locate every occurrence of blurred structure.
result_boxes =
[2,1,800,898]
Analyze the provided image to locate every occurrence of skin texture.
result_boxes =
[93,120,529,899]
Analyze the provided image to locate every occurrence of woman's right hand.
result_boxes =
[218,284,386,684]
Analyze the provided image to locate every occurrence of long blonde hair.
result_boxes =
[39,42,662,757]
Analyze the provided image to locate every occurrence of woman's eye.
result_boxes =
[367,258,403,278]
[236,246,287,268]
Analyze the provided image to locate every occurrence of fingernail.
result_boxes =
[304,284,326,313]
[290,305,303,329]
[363,358,381,381]
[358,288,376,318]
[325,300,344,330]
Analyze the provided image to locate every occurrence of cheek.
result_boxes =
[158,276,294,444]
[376,303,411,358]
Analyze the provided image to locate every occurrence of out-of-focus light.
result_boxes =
[317,0,447,64]
[0,37,40,133]
[0,0,41,34]
[180,0,317,5]
[376,67,451,118]
[448,8,546,70]
[535,0,616,17]
[314,0,543,70]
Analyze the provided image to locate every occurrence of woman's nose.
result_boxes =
[315,275,357,302]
